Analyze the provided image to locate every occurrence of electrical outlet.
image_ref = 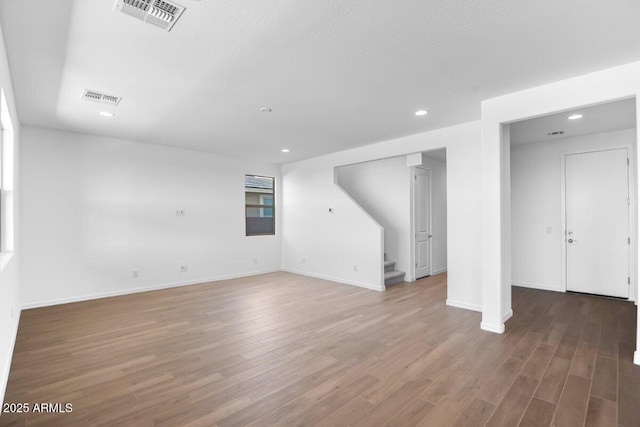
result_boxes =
[253,258,258,264]
[180,265,188,272]
[176,209,185,217]
[132,270,139,278]
[353,265,358,272]
[302,257,306,264]
[10,307,14,319]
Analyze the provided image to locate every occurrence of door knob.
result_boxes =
[568,239,576,243]
[428,234,433,238]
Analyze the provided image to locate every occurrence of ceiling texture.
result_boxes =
[1,0,639,163]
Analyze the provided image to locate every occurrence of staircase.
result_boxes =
[384,254,405,287]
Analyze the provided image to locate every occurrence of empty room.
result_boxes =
[1,1,640,426]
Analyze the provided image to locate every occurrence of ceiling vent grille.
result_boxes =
[547,130,565,136]
[114,0,185,32]
[82,90,122,106]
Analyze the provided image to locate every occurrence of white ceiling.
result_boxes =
[510,98,637,145]
[1,1,639,164]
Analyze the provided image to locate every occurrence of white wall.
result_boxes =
[20,126,282,308]
[0,20,20,405]
[421,154,447,275]
[511,128,636,293]
[336,156,411,278]
[282,121,482,309]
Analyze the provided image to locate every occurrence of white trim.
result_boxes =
[446,299,481,312]
[21,269,281,310]
[481,322,505,334]
[512,282,564,293]
[0,310,20,405]
[634,351,640,366]
[431,267,447,275]
[560,144,636,299]
[503,309,513,323]
[281,268,385,292]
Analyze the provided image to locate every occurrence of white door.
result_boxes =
[565,148,630,298]
[414,168,432,279]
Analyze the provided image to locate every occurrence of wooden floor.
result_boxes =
[1,272,639,426]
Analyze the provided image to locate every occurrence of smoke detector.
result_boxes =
[82,90,122,106]
[114,0,185,32]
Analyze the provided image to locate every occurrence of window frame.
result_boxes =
[244,174,275,236]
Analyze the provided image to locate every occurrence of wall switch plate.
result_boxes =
[353,265,358,272]
[176,209,185,216]
[132,270,139,278]
[180,265,188,272]
[253,258,258,264]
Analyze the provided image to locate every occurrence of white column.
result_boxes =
[480,120,510,333]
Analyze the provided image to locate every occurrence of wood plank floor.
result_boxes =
[1,272,639,426]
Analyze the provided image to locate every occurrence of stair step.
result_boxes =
[384,260,395,272]
[384,270,405,287]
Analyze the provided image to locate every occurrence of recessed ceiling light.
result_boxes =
[260,107,272,113]
[415,110,429,116]
[99,111,115,117]
[281,149,290,153]
[568,114,583,120]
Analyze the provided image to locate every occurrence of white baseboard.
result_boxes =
[1,310,20,405]
[446,299,481,312]
[21,268,282,310]
[503,309,513,323]
[281,268,384,292]
[512,282,564,293]
[635,351,640,366]
[481,321,505,334]
[431,267,448,275]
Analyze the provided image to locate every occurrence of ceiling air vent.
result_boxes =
[114,0,185,32]
[547,130,565,136]
[82,90,122,106]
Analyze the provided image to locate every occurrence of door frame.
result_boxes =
[410,166,432,281]
[560,143,637,301]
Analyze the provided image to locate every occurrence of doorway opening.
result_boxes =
[335,148,448,288]
[411,149,447,281]
[509,97,637,300]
